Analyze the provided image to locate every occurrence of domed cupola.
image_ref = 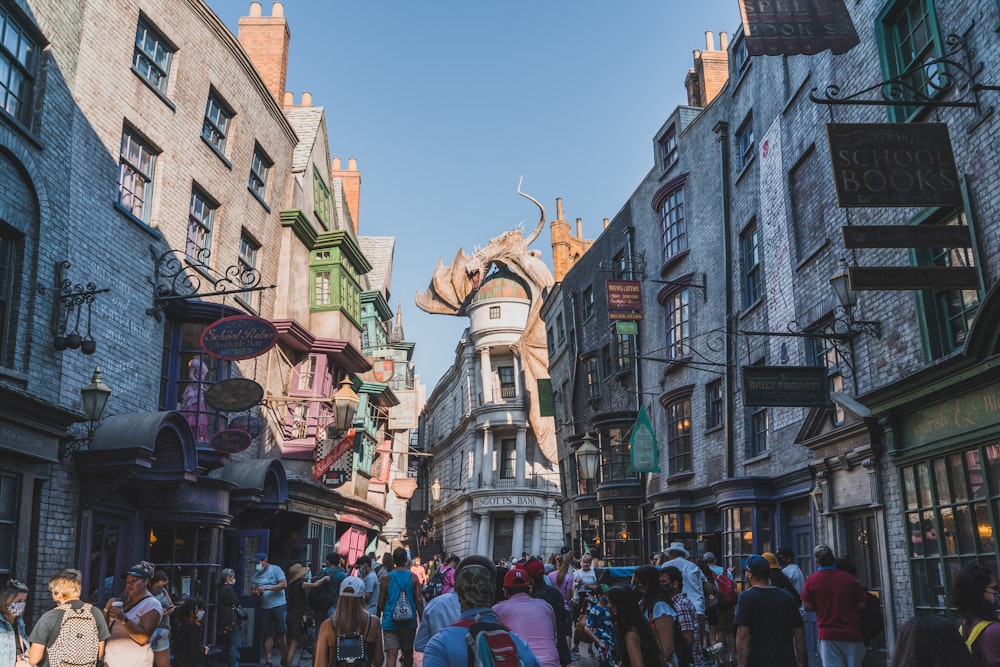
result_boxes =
[471,265,529,303]
[467,265,531,344]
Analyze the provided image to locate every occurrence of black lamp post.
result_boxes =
[332,377,360,433]
[60,367,112,459]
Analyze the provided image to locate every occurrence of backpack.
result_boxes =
[453,617,526,667]
[48,602,100,667]
[714,569,737,607]
[860,591,884,646]
[309,569,337,612]
[960,620,994,653]
[334,617,373,667]
[424,566,449,601]
[672,615,693,667]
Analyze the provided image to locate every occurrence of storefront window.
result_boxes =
[903,443,1000,612]
[147,524,220,637]
[657,512,694,553]
[599,427,638,484]
[0,472,18,581]
[602,505,642,566]
[579,512,601,556]
[723,506,755,586]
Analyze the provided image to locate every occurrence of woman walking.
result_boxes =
[607,586,663,667]
[315,576,383,667]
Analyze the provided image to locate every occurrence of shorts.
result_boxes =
[260,604,288,636]
[150,627,170,652]
[383,627,416,651]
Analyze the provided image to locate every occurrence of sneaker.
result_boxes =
[570,650,581,661]
[705,643,724,656]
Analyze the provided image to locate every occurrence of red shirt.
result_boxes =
[801,568,866,642]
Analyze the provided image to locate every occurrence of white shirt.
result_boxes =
[782,563,806,594]
[664,556,708,615]
[572,566,597,598]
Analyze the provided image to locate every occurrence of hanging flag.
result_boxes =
[583,540,591,555]
[739,0,860,57]
[627,406,660,473]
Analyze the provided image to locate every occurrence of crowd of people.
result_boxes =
[4,543,1000,667]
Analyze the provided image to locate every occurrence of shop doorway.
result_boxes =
[843,511,886,666]
[224,529,269,665]
[85,514,130,606]
[493,518,513,562]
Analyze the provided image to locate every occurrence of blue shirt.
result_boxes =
[423,607,541,667]
[415,591,461,652]
[251,564,287,609]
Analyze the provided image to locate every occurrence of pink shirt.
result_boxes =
[494,592,560,667]
[548,571,572,610]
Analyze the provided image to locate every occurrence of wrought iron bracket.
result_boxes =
[810,31,996,122]
[146,245,276,321]
[52,261,110,353]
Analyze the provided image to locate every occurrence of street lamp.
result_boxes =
[333,376,360,433]
[575,432,600,481]
[61,366,112,459]
[430,479,465,502]
[829,259,882,340]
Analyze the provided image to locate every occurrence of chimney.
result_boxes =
[282,90,293,107]
[301,91,312,106]
[720,32,729,51]
[238,2,291,104]
[556,198,564,220]
[576,218,583,238]
[331,157,361,233]
[550,197,571,282]
[705,31,715,51]
[685,29,729,107]
[603,218,610,229]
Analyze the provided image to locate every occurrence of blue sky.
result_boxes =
[207,0,741,389]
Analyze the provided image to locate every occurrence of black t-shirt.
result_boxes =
[734,586,803,667]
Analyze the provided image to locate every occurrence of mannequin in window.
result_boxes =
[180,358,210,441]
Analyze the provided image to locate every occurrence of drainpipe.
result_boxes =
[714,121,735,478]
[624,227,641,414]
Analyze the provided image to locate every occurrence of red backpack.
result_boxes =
[714,569,737,606]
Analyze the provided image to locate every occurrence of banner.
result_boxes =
[739,0,860,56]
[537,379,555,417]
[627,406,660,473]
[315,428,356,488]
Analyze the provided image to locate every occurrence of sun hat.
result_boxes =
[288,563,309,584]
[666,541,690,558]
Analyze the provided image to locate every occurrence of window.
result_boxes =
[500,438,516,479]
[612,250,628,280]
[877,0,944,122]
[723,506,757,584]
[0,471,19,577]
[0,4,37,125]
[202,90,232,156]
[615,332,633,372]
[248,144,271,202]
[659,187,687,262]
[132,16,173,95]
[546,327,554,353]
[238,232,260,306]
[602,504,643,567]
[913,210,980,360]
[582,286,594,320]
[601,345,612,378]
[186,187,216,260]
[740,222,761,308]
[659,126,678,170]
[584,356,600,399]
[0,228,21,367]
[733,36,750,76]
[314,270,331,305]
[665,288,690,360]
[789,148,825,260]
[146,523,219,633]
[706,380,724,430]
[667,398,692,474]
[497,366,516,399]
[807,325,845,425]
[313,168,330,227]
[747,391,768,459]
[736,113,755,170]
[556,314,565,344]
[297,354,318,392]
[118,127,157,223]
[600,427,638,485]
[489,305,501,319]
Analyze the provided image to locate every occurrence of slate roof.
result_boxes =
[284,106,325,173]
[359,236,395,295]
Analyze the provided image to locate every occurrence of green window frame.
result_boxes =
[877,0,945,122]
[910,207,982,361]
[313,167,331,228]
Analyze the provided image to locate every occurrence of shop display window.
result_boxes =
[147,524,220,636]
[601,504,642,566]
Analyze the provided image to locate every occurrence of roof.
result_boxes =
[359,236,395,295]
[472,268,529,302]
[284,106,325,173]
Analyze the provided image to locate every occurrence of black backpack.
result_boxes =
[309,567,339,612]
[424,567,448,601]
[335,617,373,667]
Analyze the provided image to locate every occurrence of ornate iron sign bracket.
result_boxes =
[810,30,998,126]
[52,261,110,354]
[146,245,276,321]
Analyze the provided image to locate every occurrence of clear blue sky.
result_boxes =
[207,0,741,389]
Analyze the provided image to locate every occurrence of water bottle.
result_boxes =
[306,570,312,584]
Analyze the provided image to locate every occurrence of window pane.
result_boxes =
[954,504,975,554]
[951,454,970,502]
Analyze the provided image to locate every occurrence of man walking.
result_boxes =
[735,555,806,667]
[378,547,423,667]
[777,548,805,594]
[356,555,380,616]
[663,543,710,625]
[28,569,111,667]
[250,552,287,667]
[494,566,560,667]
[801,545,867,667]
[525,557,572,665]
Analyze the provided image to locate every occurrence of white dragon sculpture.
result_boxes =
[416,180,557,463]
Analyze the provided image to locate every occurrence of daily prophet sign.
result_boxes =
[826,123,962,208]
[742,366,831,407]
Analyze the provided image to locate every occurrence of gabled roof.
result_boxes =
[359,236,395,296]
[284,106,325,173]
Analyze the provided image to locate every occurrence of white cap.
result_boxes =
[340,575,366,598]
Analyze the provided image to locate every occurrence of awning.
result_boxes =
[271,319,371,372]
[76,411,198,485]
[210,458,288,512]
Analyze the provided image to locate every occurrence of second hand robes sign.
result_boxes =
[739,0,860,56]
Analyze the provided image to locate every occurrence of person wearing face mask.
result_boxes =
[356,556,381,616]
[1,579,30,666]
[216,569,242,667]
[250,552,287,667]
[173,598,208,667]
[102,561,164,667]
[27,569,110,667]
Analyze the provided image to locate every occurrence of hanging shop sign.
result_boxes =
[209,429,253,454]
[537,378,555,417]
[842,225,972,248]
[848,266,980,291]
[315,428,356,489]
[739,0,859,57]
[204,378,264,412]
[372,359,395,383]
[606,280,643,320]
[628,406,660,473]
[826,123,962,208]
[226,414,263,438]
[200,315,279,360]
[742,366,831,407]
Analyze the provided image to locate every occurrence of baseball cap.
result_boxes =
[339,576,366,598]
[125,561,154,579]
[504,567,530,589]
[523,557,545,580]
[762,552,779,569]
[746,555,770,578]
[251,552,268,563]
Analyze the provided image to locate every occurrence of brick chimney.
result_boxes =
[685,30,729,107]
[549,198,595,281]
[332,157,361,233]
[238,2,290,104]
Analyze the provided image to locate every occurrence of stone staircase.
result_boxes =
[406,509,446,561]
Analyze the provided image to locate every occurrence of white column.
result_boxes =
[471,513,482,554]
[481,427,494,486]
[472,431,482,486]
[531,513,542,557]
[512,510,526,560]
[513,354,522,399]
[480,348,493,404]
[515,427,527,486]
[477,511,492,558]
